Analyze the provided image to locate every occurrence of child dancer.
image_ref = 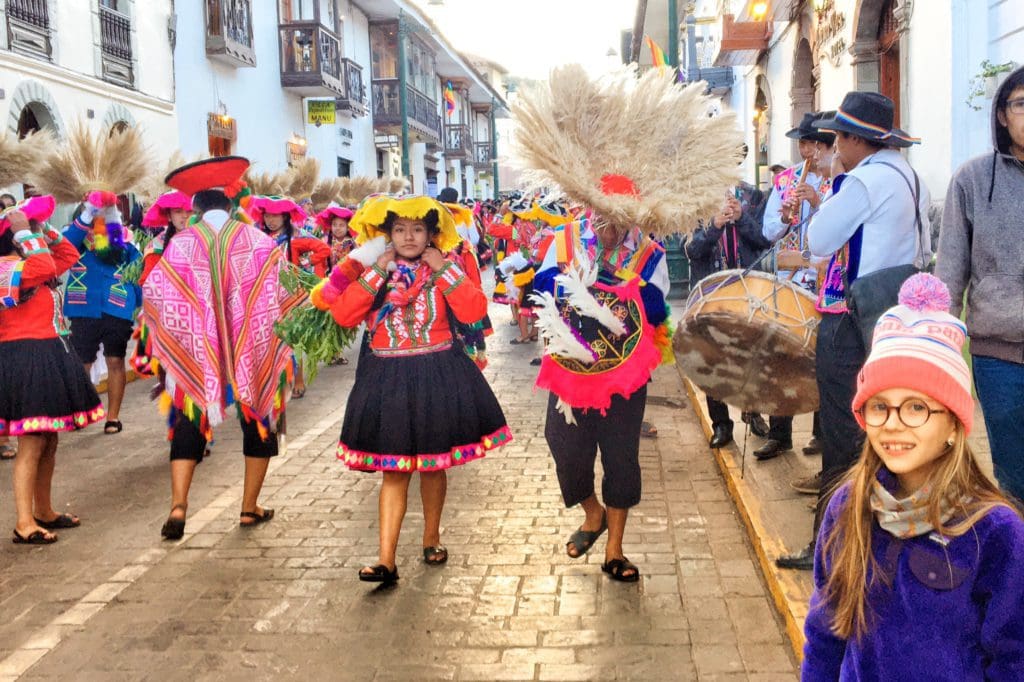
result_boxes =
[803,274,1024,679]
[315,195,512,583]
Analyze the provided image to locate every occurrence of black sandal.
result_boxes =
[358,564,399,583]
[103,420,123,434]
[161,504,187,540]
[35,513,80,530]
[423,546,448,565]
[291,388,306,399]
[602,557,641,583]
[12,529,57,545]
[566,512,607,558]
[239,508,275,527]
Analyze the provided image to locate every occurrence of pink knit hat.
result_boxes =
[852,273,974,433]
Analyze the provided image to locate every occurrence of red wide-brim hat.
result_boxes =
[142,191,193,227]
[249,195,307,226]
[165,156,250,196]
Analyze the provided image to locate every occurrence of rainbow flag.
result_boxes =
[646,36,669,68]
[444,80,456,116]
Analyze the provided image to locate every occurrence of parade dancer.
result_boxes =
[802,274,1024,679]
[313,195,511,583]
[140,157,301,540]
[63,193,143,435]
[316,203,356,271]
[0,197,105,544]
[513,65,741,582]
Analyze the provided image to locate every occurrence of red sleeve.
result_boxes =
[330,264,388,328]
[138,252,162,286]
[290,236,332,277]
[457,245,482,287]
[434,263,487,324]
[487,222,514,240]
[19,237,80,288]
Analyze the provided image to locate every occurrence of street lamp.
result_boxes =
[751,1,769,20]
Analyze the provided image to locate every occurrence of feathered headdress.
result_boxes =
[243,168,287,197]
[511,64,743,236]
[336,176,406,206]
[311,176,346,213]
[0,131,56,188]
[283,157,320,201]
[27,122,151,203]
[136,151,200,206]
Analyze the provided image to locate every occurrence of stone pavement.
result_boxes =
[0,302,796,681]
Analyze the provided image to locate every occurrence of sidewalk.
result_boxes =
[677,368,994,659]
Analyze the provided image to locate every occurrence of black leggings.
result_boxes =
[169,409,278,462]
[545,385,646,509]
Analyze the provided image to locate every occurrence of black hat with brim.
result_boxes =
[785,112,836,145]
[812,92,919,147]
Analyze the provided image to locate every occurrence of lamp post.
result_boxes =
[667,0,679,70]
[490,96,499,200]
[398,12,411,179]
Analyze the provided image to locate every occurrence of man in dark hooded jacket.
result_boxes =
[937,65,1024,502]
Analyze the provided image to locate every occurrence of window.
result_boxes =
[279,0,335,30]
[100,0,127,12]
[370,23,398,79]
[337,157,351,178]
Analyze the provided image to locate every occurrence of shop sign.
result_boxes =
[814,0,848,67]
[307,100,336,126]
[207,113,236,140]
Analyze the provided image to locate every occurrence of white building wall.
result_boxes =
[174,1,304,173]
[337,0,376,176]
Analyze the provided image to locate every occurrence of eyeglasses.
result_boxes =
[859,398,947,428]
[1006,98,1024,115]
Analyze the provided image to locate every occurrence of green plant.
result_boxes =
[966,60,1015,111]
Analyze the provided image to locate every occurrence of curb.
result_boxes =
[676,367,807,662]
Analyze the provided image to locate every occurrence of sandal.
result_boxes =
[423,546,449,565]
[566,512,608,558]
[239,508,275,527]
[602,557,641,583]
[509,337,529,345]
[161,504,187,540]
[12,529,57,545]
[291,388,306,400]
[358,564,399,583]
[0,443,15,460]
[35,513,80,530]
[640,421,658,438]
[103,420,123,434]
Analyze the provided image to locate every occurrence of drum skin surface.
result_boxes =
[673,269,821,416]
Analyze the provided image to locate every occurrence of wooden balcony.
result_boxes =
[5,0,51,61]
[371,78,441,144]
[336,58,368,117]
[473,142,493,169]
[279,22,344,98]
[444,123,472,160]
[205,0,256,68]
[99,5,134,89]
[713,14,771,67]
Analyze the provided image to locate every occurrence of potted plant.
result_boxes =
[967,60,1016,111]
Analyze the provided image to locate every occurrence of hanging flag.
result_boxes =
[645,36,669,68]
[444,80,457,116]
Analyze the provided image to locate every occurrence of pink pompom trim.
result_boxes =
[898,273,951,313]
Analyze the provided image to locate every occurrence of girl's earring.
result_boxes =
[946,438,955,448]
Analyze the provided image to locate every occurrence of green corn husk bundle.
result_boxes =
[120,228,156,286]
[274,265,357,384]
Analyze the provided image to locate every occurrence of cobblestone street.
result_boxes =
[0,304,796,681]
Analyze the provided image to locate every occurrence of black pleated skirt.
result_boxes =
[0,337,105,436]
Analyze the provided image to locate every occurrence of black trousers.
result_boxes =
[706,396,732,428]
[767,412,822,445]
[812,313,866,536]
[545,385,646,509]
[169,409,279,462]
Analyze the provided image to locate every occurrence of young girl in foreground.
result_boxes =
[315,195,511,583]
[803,274,1024,680]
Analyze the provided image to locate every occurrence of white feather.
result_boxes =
[556,398,577,425]
[348,235,388,267]
[530,291,597,364]
[554,266,627,337]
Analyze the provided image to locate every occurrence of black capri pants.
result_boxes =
[544,385,646,509]
[169,409,279,462]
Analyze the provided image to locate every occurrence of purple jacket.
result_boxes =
[803,480,1024,680]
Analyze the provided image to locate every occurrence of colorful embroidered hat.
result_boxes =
[165,156,251,197]
[315,202,355,232]
[0,195,56,236]
[142,191,193,228]
[248,195,308,226]
[350,195,460,253]
[851,274,973,433]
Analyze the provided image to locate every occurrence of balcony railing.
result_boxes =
[205,0,256,68]
[371,78,441,143]
[99,5,134,88]
[336,58,368,117]
[279,22,344,98]
[444,123,472,159]
[473,142,493,168]
[5,0,52,60]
